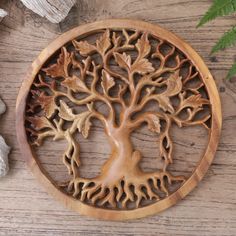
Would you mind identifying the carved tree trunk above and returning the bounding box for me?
[101,126,142,184]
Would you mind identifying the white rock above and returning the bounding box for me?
[0,135,10,177]
[0,98,6,115]
[20,0,76,23]
[0,9,8,22]
[0,98,10,177]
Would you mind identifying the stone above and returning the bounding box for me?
[0,98,6,115]
[0,98,10,178]
[0,9,8,22]
[20,0,76,23]
[0,135,10,177]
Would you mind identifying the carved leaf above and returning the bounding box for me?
[27,116,52,131]
[135,33,151,58]
[81,118,92,138]
[62,75,88,92]
[181,94,209,109]
[75,111,92,138]
[157,95,174,113]
[96,29,111,55]
[101,70,115,93]
[75,77,88,92]
[164,71,182,97]
[72,40,96,56]
[43,47,70,78]
[114,52,131,70]
[58,100,75,121]
[131,58,154,75]
[130,33,153,74]
[36,93,55,118]
[147,115,161,133]
[156,71,182,113]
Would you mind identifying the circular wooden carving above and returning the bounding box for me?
[16,19,221,220]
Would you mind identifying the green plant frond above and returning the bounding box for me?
[197,0,236,27]
[226,62,236,79]
[211,26,236,54]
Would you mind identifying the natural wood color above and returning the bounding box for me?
[16,19,221,220]
[0,0,235,234]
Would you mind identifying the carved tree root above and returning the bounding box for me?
[68,172,186,209]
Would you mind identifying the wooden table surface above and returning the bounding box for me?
[0,0,235,235]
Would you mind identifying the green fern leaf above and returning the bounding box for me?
[226,62,236,79]
[211,26,236,53]
[197,0,236,27]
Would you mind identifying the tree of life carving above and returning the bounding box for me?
[25,29,211,209]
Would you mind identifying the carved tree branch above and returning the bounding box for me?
[150,40,188,79]
[170,92,211,129]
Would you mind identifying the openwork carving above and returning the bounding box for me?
[17,20,221,220]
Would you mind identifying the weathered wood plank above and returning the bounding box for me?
[0,0,235,235]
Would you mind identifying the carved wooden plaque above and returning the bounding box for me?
[16,19,222,220]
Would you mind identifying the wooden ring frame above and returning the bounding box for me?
[16,19,222,220]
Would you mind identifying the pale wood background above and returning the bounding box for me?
[0,0,236,235]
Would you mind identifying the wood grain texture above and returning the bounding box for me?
[0,0,235,235]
